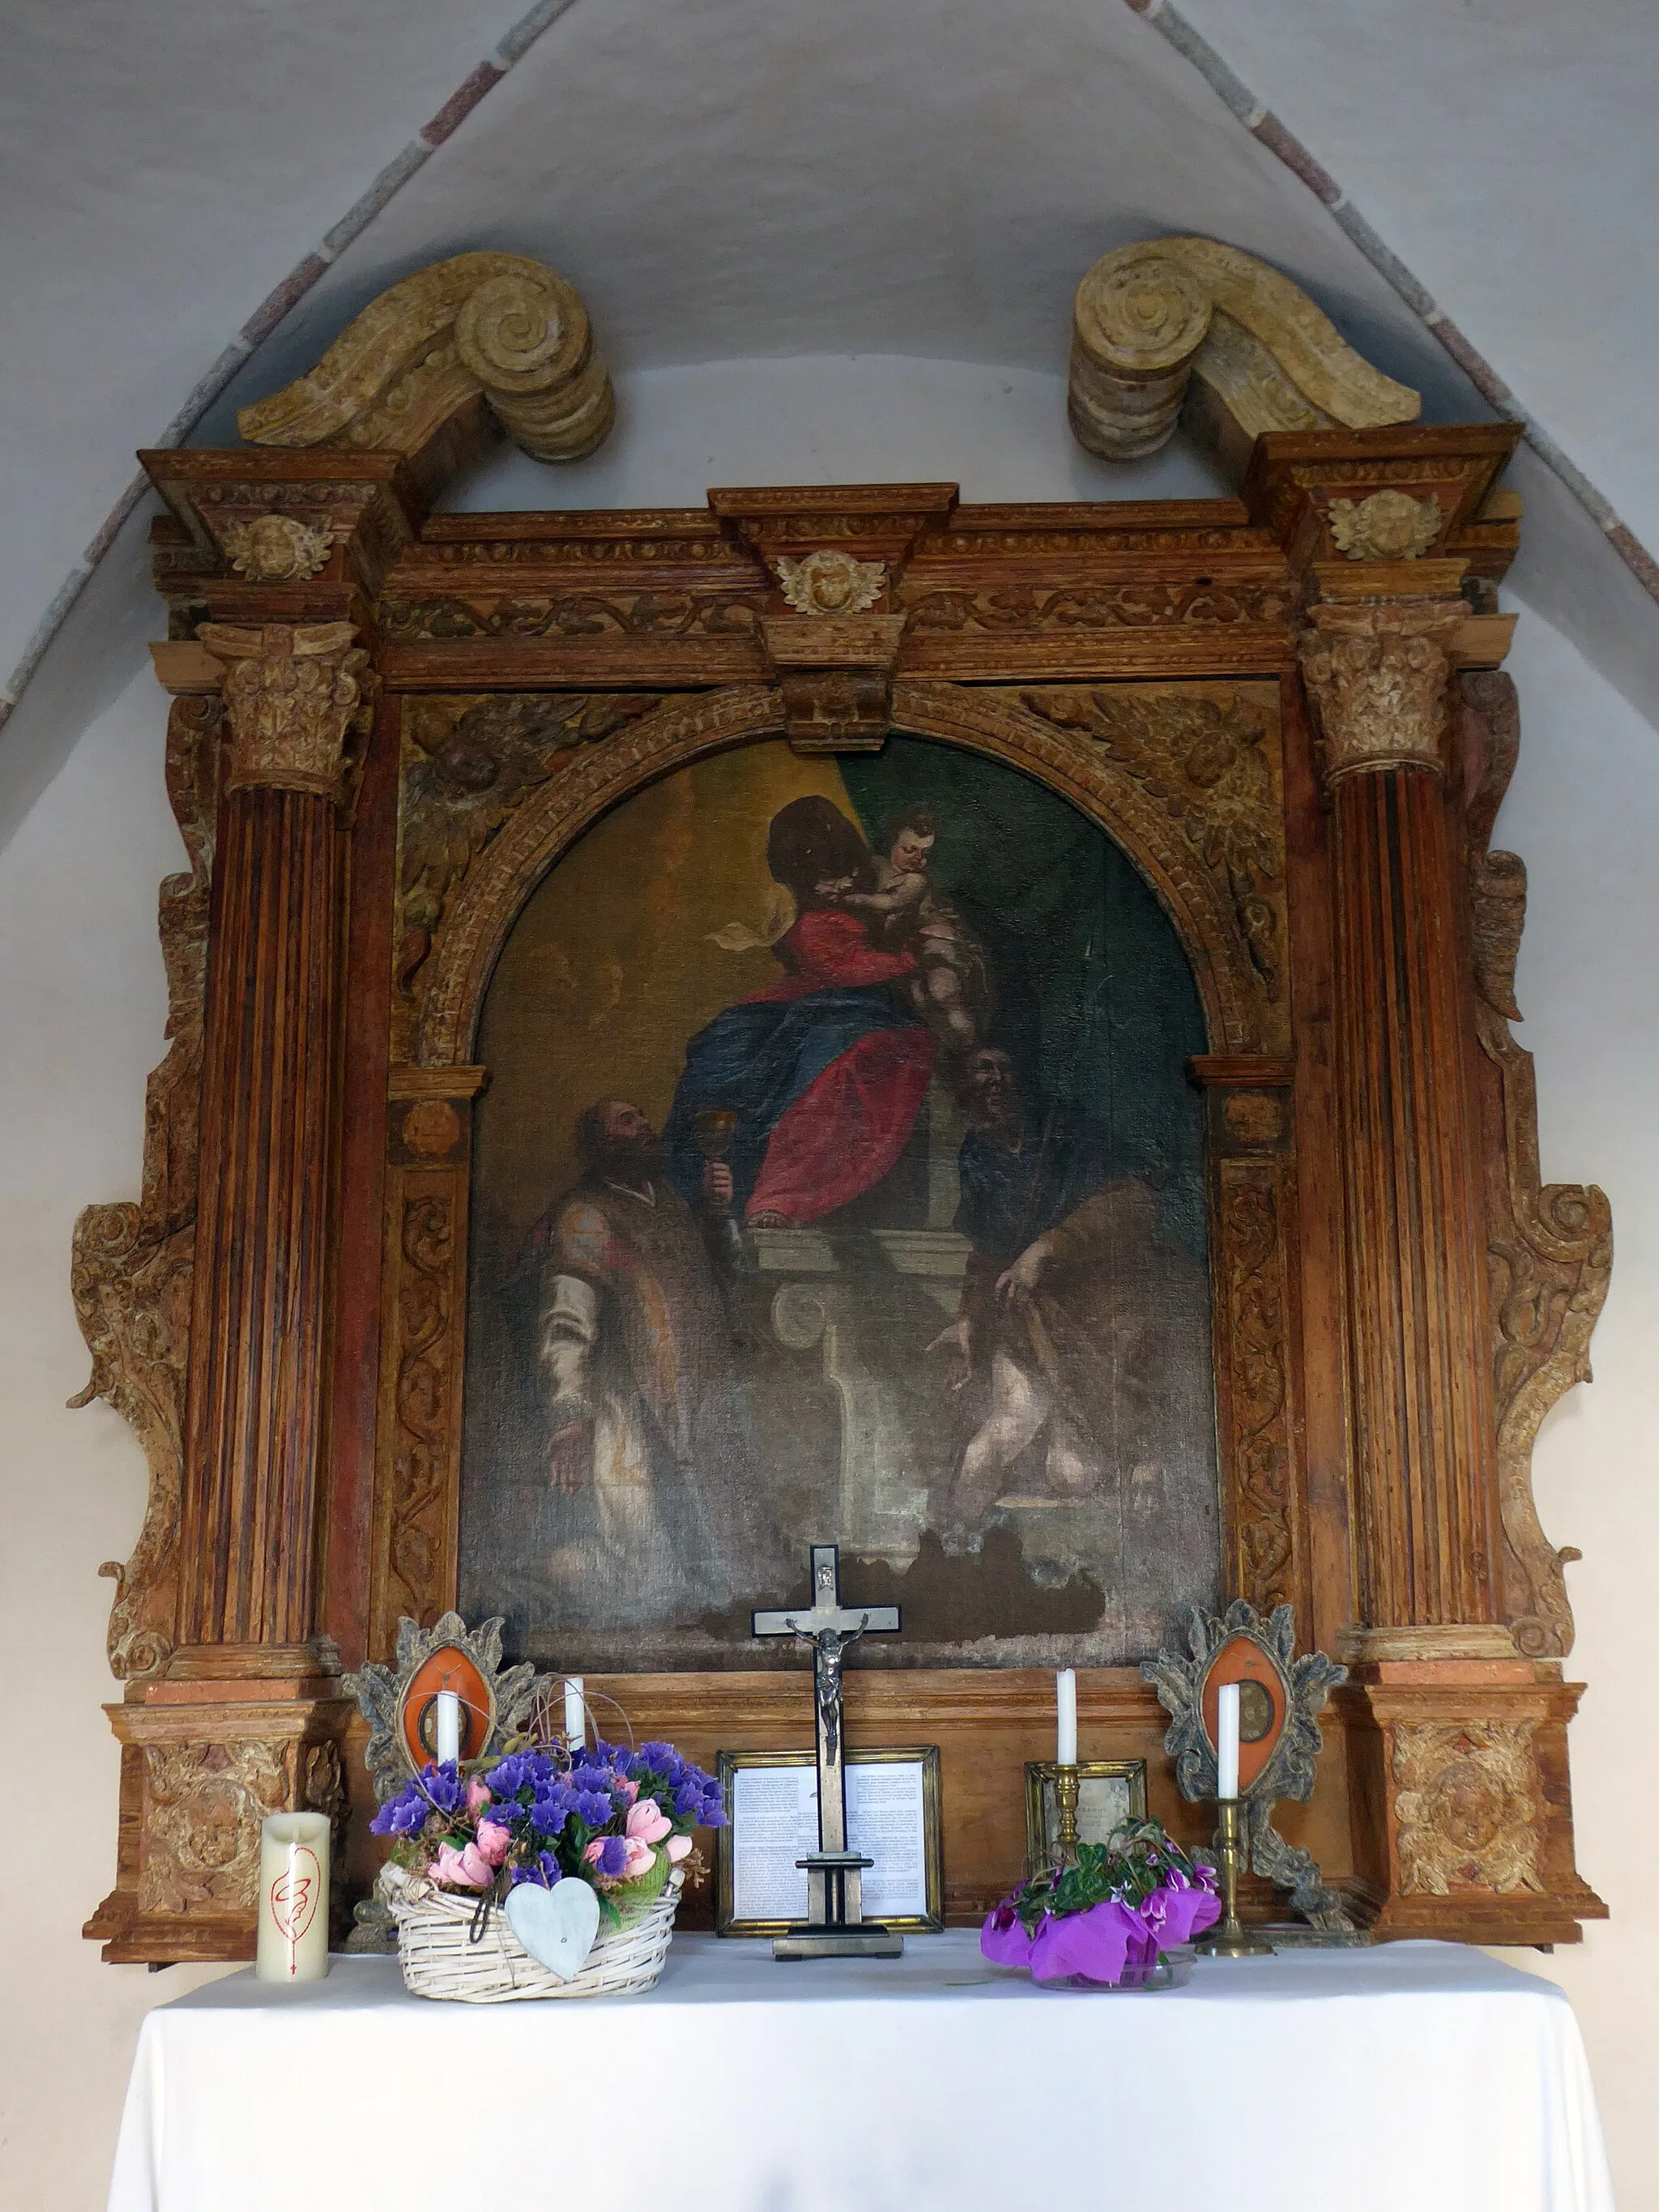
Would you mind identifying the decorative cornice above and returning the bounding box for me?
[197,622,369,801]
[1299,599,1464,786]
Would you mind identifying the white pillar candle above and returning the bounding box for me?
[1216,1680,1241,1801]
[435,1687,461,1767]
[1055,1668,1077,1767]
[257,1812,331,1983]
[564,1675,586,1748]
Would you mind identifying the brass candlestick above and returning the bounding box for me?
[1196,1797,1273,1958]
[1052,1762,1082,1870]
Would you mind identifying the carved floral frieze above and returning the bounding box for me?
[381,591,764,644]
[901,579,1293,632]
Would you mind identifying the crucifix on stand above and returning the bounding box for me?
[753,1542,904,1959]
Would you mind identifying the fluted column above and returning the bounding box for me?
[1300,599,1503,1643]
[172,622,367,1661]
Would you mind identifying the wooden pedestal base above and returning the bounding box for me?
[85,1661,352,1965]
[1336,1661,1606,1947]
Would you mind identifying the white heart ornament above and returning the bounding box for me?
[505,1877,600,1980]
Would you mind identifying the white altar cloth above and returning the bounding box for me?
[108,1933,1614,2212]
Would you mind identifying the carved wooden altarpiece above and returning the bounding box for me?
[74,256,1608,1960]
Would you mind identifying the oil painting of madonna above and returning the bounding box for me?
[458,737,1221,1673]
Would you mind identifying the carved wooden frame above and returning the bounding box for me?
[75,429,1608,1958]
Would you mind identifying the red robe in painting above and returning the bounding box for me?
[664,907,936,1225]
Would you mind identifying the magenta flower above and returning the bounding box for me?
[1028,1899,1145,1985]
[1141,1879,1221,1947]
[979,1897,1034,1969]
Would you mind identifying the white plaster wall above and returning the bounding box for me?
[0,357,1655,2209]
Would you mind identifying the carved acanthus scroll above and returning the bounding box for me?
[1069,237,1419,463]
[70,696,220,1681]
[237,252,614,467]
[1013,684,1288,1030]
[1461,672,1612,1658]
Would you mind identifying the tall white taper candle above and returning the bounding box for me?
[257,1812,331,1983]
[1056,1668,1077,1767]
[435,1687,461,1767]
[1217,1680,1241,1801]
[565,1675,586,1748]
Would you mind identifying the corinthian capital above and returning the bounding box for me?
[1299,600,1464,788]
[197,623,369,802]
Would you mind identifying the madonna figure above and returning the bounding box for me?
[663,796,936,1226]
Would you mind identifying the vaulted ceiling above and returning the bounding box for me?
[4,0,1657,737]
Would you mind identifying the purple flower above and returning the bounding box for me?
[672,1779,706,1822]
[571,1787,616,1826]
[590,1835,630,1878]
[508,1852,563,1889]
[369,1762,460,1835]
[488,1750,557,1800]
[419,1761,465,1815]
[529,1788,575,1839]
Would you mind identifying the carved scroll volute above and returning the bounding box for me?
[1069,237,1419,467]
[237,252,614,472]
[1460,671,1611,1657]
[1190,1058,1307,1633]
[1299,597,1507,1645]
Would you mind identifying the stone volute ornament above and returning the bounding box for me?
[1068,236,1419,463]
[774,549,887,616]
[1327,489,1444,563]
[197,622,371,801]
[1298,599,1465,785]
[237,251,614,467]
[217,514,335,582]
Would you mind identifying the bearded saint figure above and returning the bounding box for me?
[510,1096,762,1621]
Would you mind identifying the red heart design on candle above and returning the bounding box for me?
[270,1848,320,1943]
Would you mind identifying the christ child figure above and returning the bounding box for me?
[837,808,987,1055]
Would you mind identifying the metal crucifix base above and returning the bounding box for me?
[773,1850,904,1960]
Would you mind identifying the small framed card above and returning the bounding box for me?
[1025,1758,1148,1873]
[715,1746,944,1936]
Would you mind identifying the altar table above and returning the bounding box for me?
[108,1933,1614,2212]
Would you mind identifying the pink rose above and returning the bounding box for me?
[619,1835,656,1880]
[625,1797,672,1845]
[474,1818,513,1866]
[617,1778,641,1804]
[465,1777,493,1814]
[433,1840,493,1890]
[665,1834,693,1864]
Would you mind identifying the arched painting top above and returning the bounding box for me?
[415,680,1284,1068]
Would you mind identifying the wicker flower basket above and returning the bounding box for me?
[389,1866,684,2001]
